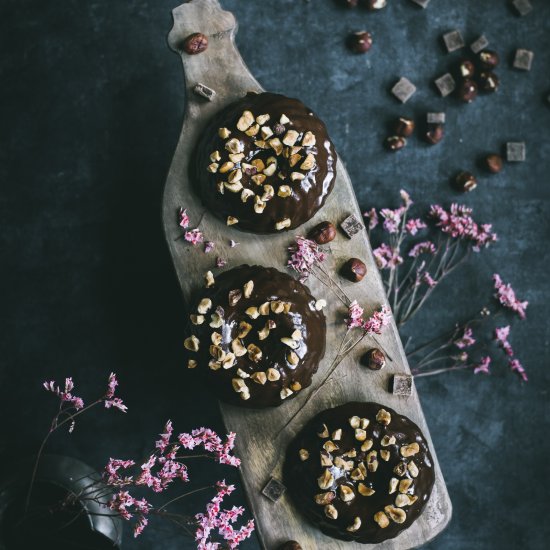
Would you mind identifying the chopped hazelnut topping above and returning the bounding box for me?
[229,153,244,163]
[408,461,419,478]
[299,448,309,461]
[317,424,329,438]
[209,312,223,328]
[187,359,197,369]
[219,161,235,174]
[290,381,301,392]
[210,151,221,162]
[323,440,338,453]
[394,462,407,477]
[289,153,302,167]
[231,338,247,357]
[245,306,259,319]
[381,435,396,447]
[243,280,254,299]
[256,114,270,125]
[332,429,342,441]
[300,153,316,171]
[360,418,370,429]
[231,377,246,393]
[367,450,379,472]
[266,367,280,381]
[263,163,276,177]
[389,478,399,494]
[320,451,333,467]
[280,387,293,400]
[261,184,275,201]
[346,517,361,533]
[247,343,262,362]
[350,467,365,481]
[290,172,305,182]
[275,218,291,230]
[358,483,375,497]
[251,159,266,172]
[190,314,204,325]
[384,505,407,524]
[253,196,266,214]
[280,114,290,124]
[228,168,243,183]
[236,368,249,379]
[400,443,420,457]
[374,511,390,528]
[314,491,335,505]
[282,130,300,146]
[228,289,242,306]
[399,479,413,493]
[302,131,316,147]
[251,371,267,385]
[226,216,238,226]
[380,450,390,461]
[184,335,200,352]
[258,302,270,315]
[281,337,299,349]
[218,127,231,139]
[339,484,355,502]
[207,163,219,173]
[268,138,283,155]
[324,504,338,520]
[211,332,222,346]
[197,298,212,314]
[361,439,373,452]
[245,124,259,137]
[237,110,254,131]
[241,188,254,203]
[355,428,367,441]
[376,409,392,426]
[395,494,418,507]
[287,351,299,367]
[349,416,361,429]
[205,271,215,288]
[260,126,273,140]
[278,185,292,198]
[238,321,252,338]
[224,181,243,193]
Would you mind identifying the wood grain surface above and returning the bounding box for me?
[162,1,451,548]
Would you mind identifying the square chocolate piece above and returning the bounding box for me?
[513,49,534,71]
[340,214,364,239]
[193,83,216,101]
[391,77,417,103]
[392,374,413,397]
[410,0,431,7]
[427,112,446,124]
[506,142,526,162]
[434,73,456,97]
[470,35,489,54]
[442,30,464,52]
[262,477,286,502]
[512,0,533,16]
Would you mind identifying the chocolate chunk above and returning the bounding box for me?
[262,477,286,502]
[427,112,445,124]
[506,142,526,162]
[193,83,216,101]
[392,374,413,396]
[512,0,533,16]
[442,30,464,52]
[434,73,456,97]
[340,214,364,239]
[470,35,489,54]
[513,49,534,71]
[391,77,417,103]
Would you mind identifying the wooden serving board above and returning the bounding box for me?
[162,1,452,548]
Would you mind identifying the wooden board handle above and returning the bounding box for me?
[168,0,262,106]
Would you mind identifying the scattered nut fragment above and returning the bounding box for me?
[278,185,292,198]
[323,440,339,453]
[280,114,290,125]
[389,478,399,494]
[408,461,419,478]
[425,124,444,145]
[308,221,336,245]
[245,306,259,319]
[381,435,396,447]
[218,127,231,139]
[207,162,219,173]
[384,505,407,524]
[290,172,305,182]
[197,298,213,314]
[484,153,503,174]
[238,321,252,339]
[394,117,415,137]
[361,439,373,452]
[385,136,407,151]
[349,416,361,429]
[231,377,246,393]
[355,428,367,441]
[362,348,386,371]
[253,197,266,214]
[299,448,310,461]
[187,359,197,369]
[190,314,204,325]
[318,469,334,490]
[300,153,316,171]
[290,381,302,392]
[317,423,330,438]
[224,181,243,193]
[400,442,420,457]
[226,216,239,226]
[380,450,390,461]
[287,351,300,367]
[280,387,294,400]
[247,343,262,362]
[184,335,200,352]
[276,218,291,230]
[209,312,223,328]
[231,339,246,357]
[251,371,267,385]
[204,271,215,288]
[222,353,236,369]
[374,511,390,528]
[455,171,477,193]
[367,450,379,472]
[282,130,300,146]
[228,289,242,306]
[396,493,418,507]
[376,409,392,425]
[324,504,338,520]
[346,516,362,533]
[237,110,254,132]
[458,79,478,102]
[478,50,499,69]
[360,418,370,429]
[236,368,250,379]
[281,337,299,349]
[399,479,413,493]
[211,332,222,346]
[394,462,407,477]
[339,484,355,502]
[315,299,327,310]
[358,483,375,497]
[314,491,335,505]
[350,467,365,481]
[266,368,281,381]
[347,30,373,54]
[332,428,342,441]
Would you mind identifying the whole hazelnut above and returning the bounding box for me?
[455,171,477,192]
[341,258,367,282]
[478,50,499,69]
[425,124,444,145]
[458,79,478,102]
[347,31,373,54]
[385,136,407,152]
[394,117,415,137]
[484,154,503,174]
[183,32,208,55]
[308,221,337,245]
[478,71,500,93]
[362,348,386,371]
[277,542,302,550]
[458,59,475,78]
[363,0,387,9]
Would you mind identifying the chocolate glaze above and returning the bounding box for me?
[192,92,337,233]
[284,402,435,544]
[185,265,326,408]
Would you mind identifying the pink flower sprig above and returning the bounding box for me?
[177,206,210,251]
[43,377,84,411]
[454,327,476,349]
[195,480,255,549]
[473,356,491,375]
[287,236,327,282]
[493,274,528,319]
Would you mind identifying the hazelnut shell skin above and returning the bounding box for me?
[183,33,208,55]
[385,136,406,151]
[394,117,415,137]
[341,258,367,282]
[347,31,373,54]
[308,221,337,245]
[362,348,386,371]
[455,171,477,192]
[484,154,503,174]
[458,79,478,102]
[425,124,444,145]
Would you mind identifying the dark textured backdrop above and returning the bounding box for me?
[1,0,549,548]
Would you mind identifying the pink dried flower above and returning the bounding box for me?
[408,241,436,258]
[473,356,491,375]
[493,274,528,319]
[104,458,135,486]
[133,516,148,538]
[43,377,85,411]
[104,397,128,413]
[373,243,403,270]
[216,257,227,268]
[362,305,392,335]
[287,236,326,282]
[204,241,215,254]
[363,208,378,230]
[405,218,427,235]
[156,420,174,453]
[454,327,475,349]
[380,207,405,234]
[509,358,528,382]
[400,189,413,208]
[105,372,118,399]
[494,325,514,357]
[346,300,364,329]
[421,271,437,288]
[184,229,204,246]
[229,240,239,248]
[178,208,190,229]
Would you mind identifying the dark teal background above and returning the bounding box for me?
[1,0,549,548]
